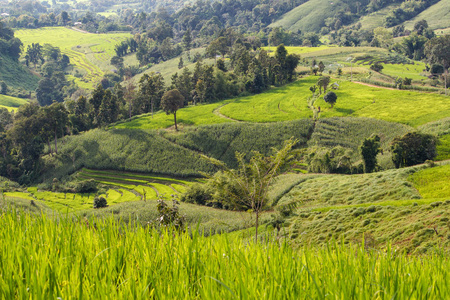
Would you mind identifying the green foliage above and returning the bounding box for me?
[360,135,381,173]
[205,138,299,241]
[1,210,449,298]
[323,91,337,108]
[370,62,384,72]
[391,132,437,168]
[156,196,185,230]
[93,196,107,209]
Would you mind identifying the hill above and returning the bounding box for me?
[0,53,39,92]
[15,27,131,90]
[269,0,342,33]
[403,0,450,30]
[271,0,449,33]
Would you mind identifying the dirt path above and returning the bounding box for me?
[70,27,90,34]
[212,103,241,122]
[354,81,397,90]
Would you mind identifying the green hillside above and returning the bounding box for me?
[0,53,39,91]
[15,27,131,89]
[403,0,450,30]
[269,0,342,33]
[0,94,29,111]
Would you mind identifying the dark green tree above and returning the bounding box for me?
[424,36,450,95]
[360,135,381,173]
[324,91,337,108]
[139,72,165,117]
[391,132,437,168]
[161,89,184,131]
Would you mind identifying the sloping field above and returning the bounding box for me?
[219,77,450,126]
[0,94,29,111]
[402,0,450,30]
[15,27,131,89]
[269,0,343,32]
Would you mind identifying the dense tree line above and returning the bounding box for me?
[0,21,22,61]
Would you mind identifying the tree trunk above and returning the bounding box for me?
[174,112,178,131]
[47,138,52,155]
[445,68,448,96]
[129,99,132,121]
[54,129,58,154]
[151,100,154,118]
[255,210,259,243]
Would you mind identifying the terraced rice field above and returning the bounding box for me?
[3,169,195,212]
[15,27,131,89]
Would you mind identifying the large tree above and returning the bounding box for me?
[139,73,165,117]
[424,35,450,95]
[161,89,184,131]
[360,135,381,173]
[391,132,437,168]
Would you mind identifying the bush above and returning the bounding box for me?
[370,62,384,72]
[93,196,107,209]
[72,179,98,193]
[180,183,213,206]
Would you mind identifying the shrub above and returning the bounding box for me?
[370,62,384,72]
[93,196,107,209]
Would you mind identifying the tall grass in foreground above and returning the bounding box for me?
[0,210,448,299]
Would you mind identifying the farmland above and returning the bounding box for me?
[115,76,450,129]
[1,209,449,299]
[0,94,29,111]
[15,27,131,89]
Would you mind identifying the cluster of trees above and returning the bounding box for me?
[0,103,68,183]
[30,43,74,106]
[0,22,23,61]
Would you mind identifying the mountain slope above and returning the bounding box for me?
[402,0,450,30]
[269,0,344,33]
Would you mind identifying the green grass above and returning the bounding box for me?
[113,101,232,130]
[410,164,450,199]
[219,77,450,127]
[15,27,131,89]
[0,53,39,91]
[436,134,450,161]
[380,61,428,81]
[402,0,450,30]
[262,45,331,55]
[418,117,450,136]
[0,94,29,111]
[277,166,424,208]
[1,209,449,298]
[269,0,345,33]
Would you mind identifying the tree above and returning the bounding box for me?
[205,138,298,242]
[0,82,7,95]
[110,56,124,69]
[390,132,437,168]
[161,89,184,131]
[424,36,450,95]
[182,28,192,54]
[317,76,330,94]
[139,73,165,117]
[324,91,337,108]
[360,135,381,173]
[178,56,183,69]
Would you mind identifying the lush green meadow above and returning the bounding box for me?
[0,94,29,111]
[0,209,449,299]
[15,27,131,89]
[219,77,450,127]
[115,75,450,130]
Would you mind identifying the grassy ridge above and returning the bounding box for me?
[42,128,216,180]
[162,120,314,167]
[269,0,343,32]
[0,210,449,298]
[403,0,450,30]
[0,53,39,91]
